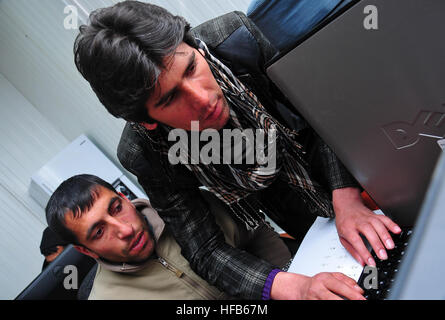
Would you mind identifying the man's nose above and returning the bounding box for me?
[182,80,210,111]
[111,218,133,240]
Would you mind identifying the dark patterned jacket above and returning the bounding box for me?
[117,11,358,300]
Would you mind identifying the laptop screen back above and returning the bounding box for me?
[267,0,445,226]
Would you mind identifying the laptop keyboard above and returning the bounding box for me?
[358,228,413,300]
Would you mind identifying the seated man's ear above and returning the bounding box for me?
[74,245,99,260]
[140,122,158,131]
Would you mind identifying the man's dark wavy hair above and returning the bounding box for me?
[74,1,197,123]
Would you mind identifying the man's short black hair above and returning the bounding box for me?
[40,227,69,256]
[74,0,197,123]
[45,174,116,245]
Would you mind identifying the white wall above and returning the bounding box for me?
[0,74,69,299]
[0,0,251,299]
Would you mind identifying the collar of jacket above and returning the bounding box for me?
[96,198,165,273]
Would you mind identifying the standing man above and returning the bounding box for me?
[73,1,400,300]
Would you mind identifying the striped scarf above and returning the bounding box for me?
[134,40,334,230]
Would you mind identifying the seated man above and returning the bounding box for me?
[45,174,290,300]
[73,1,399,300]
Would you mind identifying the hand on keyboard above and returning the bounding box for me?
[270,271,366,300]
[358,228,413,300]
[332,187,402,267]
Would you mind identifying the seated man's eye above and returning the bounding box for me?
[112,203,122,215]
[95,228,104,239]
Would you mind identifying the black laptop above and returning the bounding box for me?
[267,0,445,299]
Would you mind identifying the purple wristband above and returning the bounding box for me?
[262,268,282,300]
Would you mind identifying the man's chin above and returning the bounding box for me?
[210,103,230,130]
[110,250,153,265]
[131,240,156,263]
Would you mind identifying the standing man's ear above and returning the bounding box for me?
[74,245,99,260]
[140,122,158,131]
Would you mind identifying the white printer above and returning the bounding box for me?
[29,134,146,210]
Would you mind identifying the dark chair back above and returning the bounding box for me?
[15,245,96,300]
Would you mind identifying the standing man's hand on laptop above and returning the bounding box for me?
[332,187,402,266]
[270,271,366,300]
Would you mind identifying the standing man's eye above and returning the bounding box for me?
[185,61,197,76]
[163,92,177,107]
